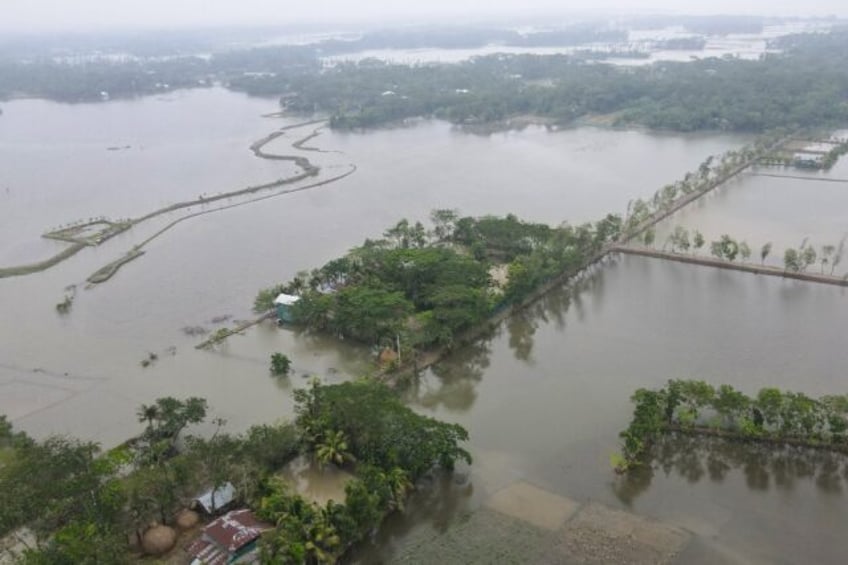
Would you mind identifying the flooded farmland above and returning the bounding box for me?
[1,87,845,563]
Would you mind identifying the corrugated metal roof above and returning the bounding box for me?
[274,293,301,306]
[196,482,236,514]
[204,509,267,553]
[186,510,270,564]
[186,538,228,565]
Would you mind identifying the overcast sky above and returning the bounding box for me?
[3,0,845,32]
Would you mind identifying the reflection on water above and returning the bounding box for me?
[402,339,490,413]
[349,470,475,563]
[365,255,848,564]
[615,434,848,508]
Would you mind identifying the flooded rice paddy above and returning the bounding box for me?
[1,88,845,563]
[655,153,848,270]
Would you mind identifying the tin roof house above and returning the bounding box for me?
[273,293,301,324]
[195,482,236,515]
[186,509,270,565]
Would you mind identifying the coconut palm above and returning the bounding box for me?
[384,467,413,511]
[315,430,355,468]
[136,404,160,431]
[304,510,341,564]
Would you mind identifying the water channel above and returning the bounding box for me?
[1,88,844,563]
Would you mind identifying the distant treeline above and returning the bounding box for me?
[2,27,848,135]
[302,31,848,132]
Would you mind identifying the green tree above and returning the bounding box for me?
[800,245,817,272]
[315,430,355,468]
[270,353,292,376]
[738,241,751,261]
[784,248,801,272]
[821,244,835,273]
[430,209,459,241]
[760,242,772,264]
[134,397,207,465]
[136,403,161,432]
[642,227,655,247]
[693,230,705,252]
[668,226,690,253]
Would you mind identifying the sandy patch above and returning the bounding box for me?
[485,481,579,531]
[544,502,691,564]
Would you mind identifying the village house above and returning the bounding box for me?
[186,509,271,565]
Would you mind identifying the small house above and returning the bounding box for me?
[273,293,301,324]
[195,482,236,515]
[186,509,270,565]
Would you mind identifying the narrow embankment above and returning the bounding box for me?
[2,118,351,281]
[0,242,87,279]
[663,426,848,455]
[746,172,848,183]
[86,164,357,284]
[86,249,145,284]
[611,245,848,287]
[195,312,275,350]
[622,138,791,244]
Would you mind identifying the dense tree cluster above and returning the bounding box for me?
[0,398,299,562]
[286,31,848,132]
[258,378,472,563]
[256,211,621,355]
[615,380,848,473]
[3,28,847,134]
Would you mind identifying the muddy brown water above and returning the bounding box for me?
[352,255,848,564]
[2,88,845,563]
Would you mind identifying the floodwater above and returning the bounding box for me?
[321,22,828,66]
[654,155,848,271]
[354,255,848,564]
[1,88,844,563]
[0,89,743,444]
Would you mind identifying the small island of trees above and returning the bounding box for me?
[255,210,623,366]
[614,379,848,473]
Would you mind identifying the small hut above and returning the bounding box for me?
[194,482,236,516]
[273,293,301,324]
[186,509,270,565]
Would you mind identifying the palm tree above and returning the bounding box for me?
[315,430,355,468]
[304,510,341,564]
[384,467,414,511]
[136,404,160,432]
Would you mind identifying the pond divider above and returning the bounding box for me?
[610,245,848,287]
[0,119,341,281]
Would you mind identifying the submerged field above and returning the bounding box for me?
[1,88,846,563]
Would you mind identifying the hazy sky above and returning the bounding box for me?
[3,0,845,32]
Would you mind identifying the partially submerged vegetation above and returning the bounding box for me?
[614,380,848,473]
[0,380,470,563]
[270,353,292,376]
[250,134,793,364]
[260,379,471,562]
[651,226,847,277]
[256,210,622,363]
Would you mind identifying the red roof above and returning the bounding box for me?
[186,538,227,565]
[186,509,270,563]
